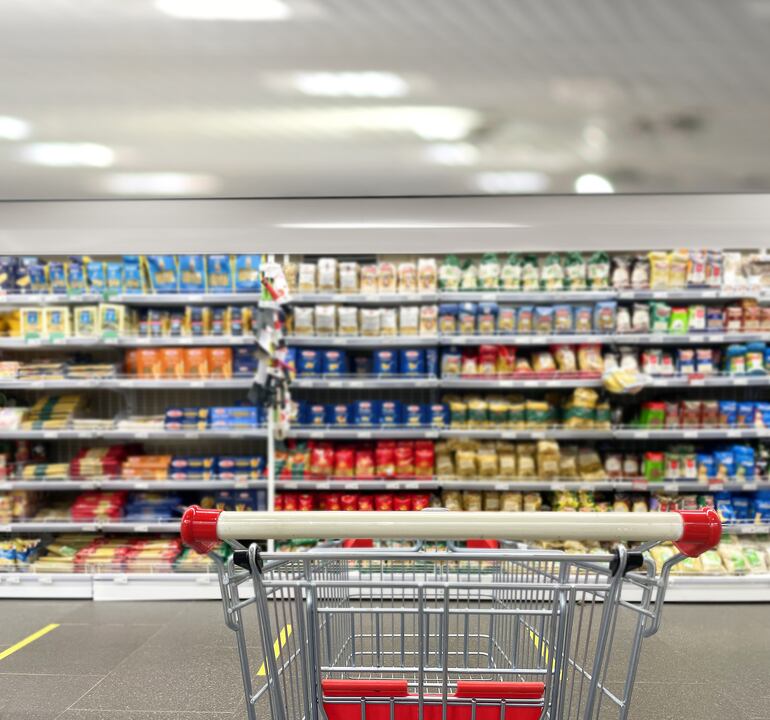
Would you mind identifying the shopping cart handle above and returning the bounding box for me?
[180,506,721,557]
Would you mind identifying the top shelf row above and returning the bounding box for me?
[3,250,770,301]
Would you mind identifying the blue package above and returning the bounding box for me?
[66,258,87,295]
[719,400,737,426]
[146,255,178,293]
[400,349,425,376]
[307,403,326,426]
[754,490,770,522]
[86,262,106,293]
[322,349,348,375]
[233,347,257,376]
[352,400,380,426]
[737,402,755,427]
[428,403,449,427]
[425,348,438,378]
[714,492,735,522]
[438,304,459,334]
[178,256,207,292]
[122,256,144,294]
[298,349,321,376]
[403,403,425,427]
[352,355,371,375]
[0,256,16,291]
[732,445,755,480]
[105,262,123,295]
[765,347,770,372]
[234,255,261,292]
[756,402,770,429]
[380,401,402,427]
[48,261,67,294]
[697,453,716,480]
[207,255,234,293]
[374,350,398,376]
[23,258,47,293]
[678,349,696,375]
[731,494,752,521]
[714,450,735,479]
[327,403,350,426]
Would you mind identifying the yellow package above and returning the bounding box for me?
[483,492,500,511]
[516,444,536,477]
[559,446,579,478]
[668,249,690,289]
[467,397,489,427]
[536,440,560,479]
[74,306,99,336]
[462,491,482,512]
[442,490,462,512]
[523,492,542,511]
[20,308,46,338]
[456,448,477,477]
[498,446,516,477]
[572,388,599,408]
[648,251,669,289]
[99,304,125,337]
[501,492,522,511]
[477,444,499,477]
[44,307,71,338]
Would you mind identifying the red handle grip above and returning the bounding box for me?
[181,506,222,554]
[673,508,721,557]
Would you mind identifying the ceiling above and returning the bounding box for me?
[0,0,770,199]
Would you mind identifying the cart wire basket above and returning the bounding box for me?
[181,508,721,720]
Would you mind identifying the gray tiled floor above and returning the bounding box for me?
[0,601,767,720]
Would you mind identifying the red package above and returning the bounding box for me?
[357,495,374,511]
[298,494,314,511]
[310,443,334,477]
[375,441,396,477]
[355,447,375,478]
[395,441,415,477]
[340,494,358,511]
[478,345,498,377]
[412,494,431,511]
[320,493,341,511]
[375,494,393,511]
[724,305,743,331]
[334,447,355,477]
[681,400,702,428]
[274,494,284,511]
[282,493,298,511]
[414,441,435,478]
[393,494,413,511]
[664,402,681,428]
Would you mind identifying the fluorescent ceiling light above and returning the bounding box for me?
[574,173,614,194]
[278,222,526,229]
[19,143,114,168]
[155,0,292,20]
[474,171,550,194]
[293,72,408,98]
[0,116,31,141]
[425,143,479,166]
[99,172,220,195]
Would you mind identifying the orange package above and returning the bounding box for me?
[136,349,161,379]
[184,348,210,378]
[209,347,233,378]
[124,349,138,375]
[160,348,185,379]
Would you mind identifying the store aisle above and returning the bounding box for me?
[0,601,767,720]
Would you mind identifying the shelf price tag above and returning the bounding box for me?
[494,482,510,491]
[662,482,679,493]
[316,482,331,490]
[709,481,725,491]
[357,431,372,439]
[631,478,648,490]
[133,524,149,533]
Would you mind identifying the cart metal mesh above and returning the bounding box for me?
[212,544,676,720]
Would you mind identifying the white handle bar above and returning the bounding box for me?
[181,507,721,558]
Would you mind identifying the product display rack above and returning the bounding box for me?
[2,195,770,600]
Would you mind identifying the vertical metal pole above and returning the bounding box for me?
[267,406,276,553]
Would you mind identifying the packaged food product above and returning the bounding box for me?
[206,255,234,293]
[293,306,314,336]
[398,262,417,293]
[593,301,617,333]
[159,348,185,378]
[521,255,539,291]
[500,254,522,290]
[517,306,534,334]
[74,306,99,337]
[357,264,377,294]
[534,306,554,334]
[552,345,577,372]
[479,254,501,289]
[359,308,381,337]
[377,261,396,293]
[577,344,603,373]
[417,258,438,292]
[615,306,631,333]
[648,252,669,289]
[184,348,210,378]
[719,400,737,427]
[553,305,573,333]
[650,302,671,333]
[668,250,689,288]
[298,263,317,293]
[458,303,477,335]
[322,349,348,375]
[497,306,516,334]
[396,306,418,336]
[314,305,336,336]
[587,252,610,289]
[460,260,479,290]
[573,305,592,333]
[724,305,743,332]
[723,252,743,289]
[541,254,564,291]
[532,350,556,373]
[317,258,338,292]
[338,262,359,294]
[380,307,397,335]
[418,305,438,335]
[136,349,161,378]
[439,256,462,291]
[611,256,631,289]
[669,307,689,334]
[178,256,207,292]
[564,253,586,290]
[475,302,497,334]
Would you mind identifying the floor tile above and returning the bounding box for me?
[0,673,101,720]
[55,601,183,626]
[0,601,87,644]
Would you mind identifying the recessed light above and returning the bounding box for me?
[155,0,292,20]
[0,116,31,141]
[574,173,614,194]
[292,72,408,98]
[99,172,220,195]
[474,171,550,194]
[424,143,479,167]
[18,143,114,168]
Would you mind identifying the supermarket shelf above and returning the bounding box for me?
[287,335,438,347]
[111,293,266,305]
[439,332,770,346]
[0,479,266,491]
[613,428,770,440]
[439,428,614,440]
[616,289,757,301]
[1,521,181,534]
[291,292,438,305]
[440,377,603,389]
[0,378,254,390]
[0,572,93,599]
[292,377,439,389]
[438,291,616,302]
[723,522,770,536]
[91,572,227,601]
[0,293,103,306]
[0,428,268,440]
[0,335,257,349]
[287,428,440,440]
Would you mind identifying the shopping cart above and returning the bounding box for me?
[181,507,721,720]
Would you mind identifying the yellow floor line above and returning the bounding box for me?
[256,624,293,676]
[0,623,60,662]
